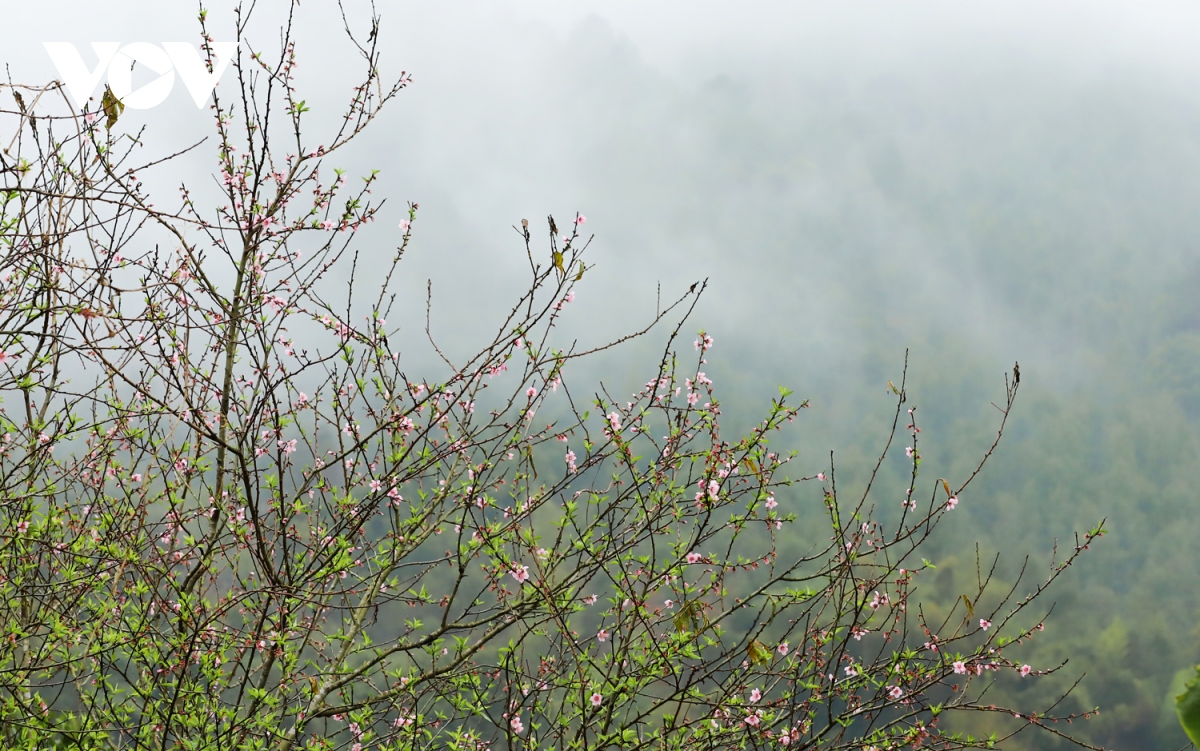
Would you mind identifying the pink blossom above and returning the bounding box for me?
[1020,664,1032,677]
[399,219,411,231]
[887,685,903,700]
[765,495,777,510]
[686,552,702,564]
[510,565,530,584]
[510,715,524,733]
[590,692,603,707]
[979,619,992,631]
[946,496,958,510]
[597,629,609,642]
[953,661,967,674]
[778,642,789,656]
[749,688,762,703]
[743,714,760,727]
[575,215,586,225]
[583,594,598,605]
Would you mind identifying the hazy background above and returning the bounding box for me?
[7,2,1200,747]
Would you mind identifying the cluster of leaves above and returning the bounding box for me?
[0,3,1108,750]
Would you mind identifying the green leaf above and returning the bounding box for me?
[673,599,707,635]
[748,639,772,666]
[1176,664,1200,747]
[101,85,124,130]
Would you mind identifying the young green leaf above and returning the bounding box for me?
[748,639,772,666]
[102,85,124,130]
[1177,665,1200,746]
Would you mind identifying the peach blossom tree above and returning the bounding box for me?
[0,4,1106,750]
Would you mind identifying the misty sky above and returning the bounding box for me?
[6,0,1200,431]
[8,3,1199,357]
[3,1,1199,432]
